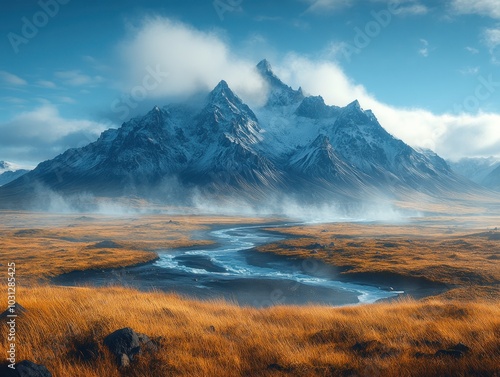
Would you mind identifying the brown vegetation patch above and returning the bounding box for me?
[0,211,275,281]
[258,219,500,293]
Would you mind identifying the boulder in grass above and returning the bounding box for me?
[0,360,52,377]
[104,328,158,367]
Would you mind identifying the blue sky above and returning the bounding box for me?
[1,0,500,166]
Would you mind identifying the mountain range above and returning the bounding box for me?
[448,157,500,191]
[0,161,29,187]
[0,60,489,210]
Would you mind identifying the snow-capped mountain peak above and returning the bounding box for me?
[295,95,340,119]
[256,59,304,107]
[256,59,273,75]
[0,59,480,207]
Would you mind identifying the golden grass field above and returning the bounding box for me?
[0,211,499,377]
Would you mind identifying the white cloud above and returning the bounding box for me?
[272,55,500,159]
[117,17,268,106]
[302,0,354,13]
[397,3,428,16]
[1,97,27,105]
[483,27,500,48]
[305,0,428,15]
[58,96,75,104]
[465,46,479,54]
[0,105,107,165]
[0,71,27,86]
[370,0,429,16]
[450,0,500,19]
[55,70,104,87]
[418,38,429,57]
[482,27,500,63]
[36,80,57,88]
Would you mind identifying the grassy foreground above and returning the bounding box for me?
[1,285,499,377]
[0,212,498,376]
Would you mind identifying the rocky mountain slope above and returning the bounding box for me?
[0,60,481,209]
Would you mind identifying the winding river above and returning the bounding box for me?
[54,223,403,307]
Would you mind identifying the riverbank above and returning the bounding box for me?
[53,222,393,307]
[256,218,500,301]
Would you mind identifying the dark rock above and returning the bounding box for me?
[119,354,130,368]
[17,361,52,377]
[104,328,158,367]
[104,328,141,366]
[0,364,17,377]
[137,333,158,352]
[0,360,52,377]
[207,325,216,333]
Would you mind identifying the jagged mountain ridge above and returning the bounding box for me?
[0,170,29,187]
[0,161,30,187]
[482,165,500,190]
[448,157,500,191]
[0,60,478,207]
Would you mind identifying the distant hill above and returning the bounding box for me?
[448,157,500,191]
